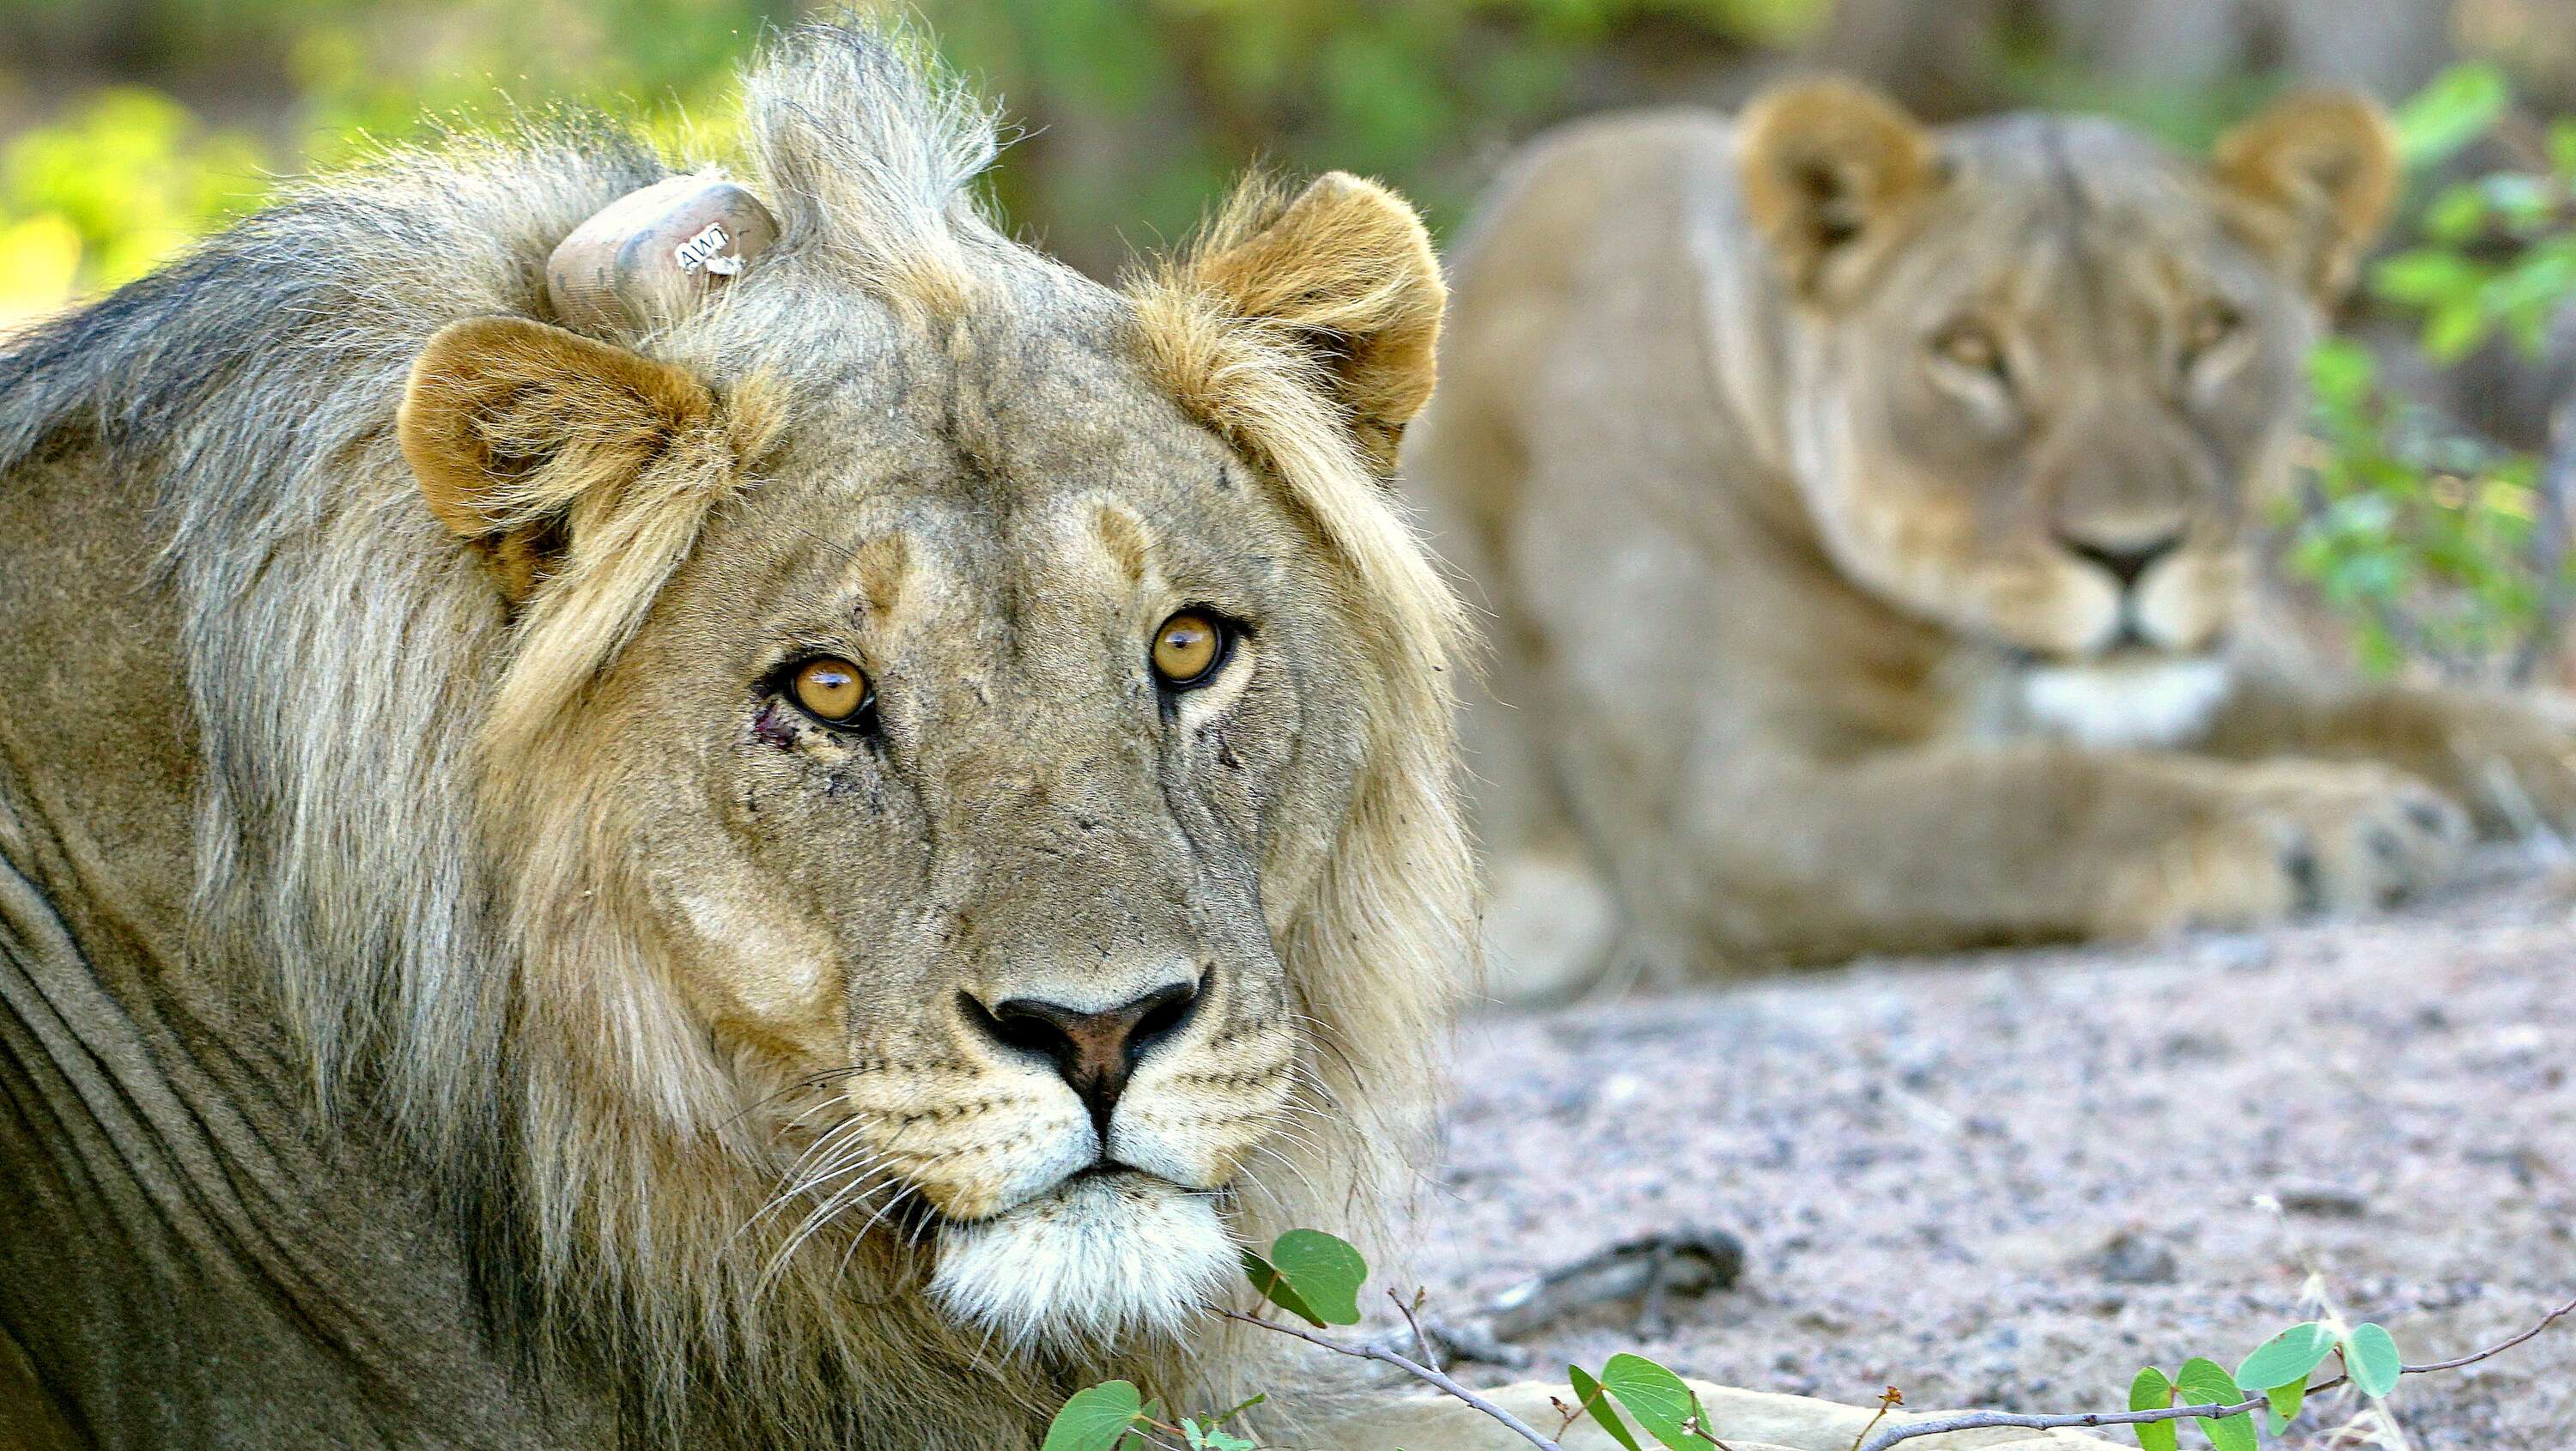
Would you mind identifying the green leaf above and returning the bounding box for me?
[2426,184,2489,243]
[1043,1381,1145,1451]
[2345,1322,2403,1398]
[2308,337,2378,403]
[2266,1380,2307,1436]
[2373,248,2482,307]
[1203,1393,1266,1430]
[2174,1358,2255,1451]
[1566,1365,1646,1451]
[1266,1229,1368,1327]
[1600,1353,1701,1450]
[1240,1250,1326,1327]
[2237,1321,2337,1390]
[2550,118,2576,179]
[2426,297,2493,361]
[2394,63,2512,167]
[2128,1366,2178,1451]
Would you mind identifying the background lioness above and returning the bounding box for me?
[1411,78,2576,987]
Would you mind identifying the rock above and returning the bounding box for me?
[2084,1231,2179,1286]
[2273,1184,2370,1218]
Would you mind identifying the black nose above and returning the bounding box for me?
[964,979,1202,1139]
[2058,529,2184,592]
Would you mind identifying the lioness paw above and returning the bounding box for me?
[2105,762,2469,933]
[2419,692,2576,839]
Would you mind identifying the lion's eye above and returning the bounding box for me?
[788,657,872,725]
[1150,610,1228,689]
[2185,301,2242,360]
[1933,323,2007,380]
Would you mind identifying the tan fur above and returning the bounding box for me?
[398,316,745,600]
[0,21,1499,1448]
[1736,77,1942,299]
[1134,172,1448,477]
[2214,90,2402,300]
[1409,80,2576,986]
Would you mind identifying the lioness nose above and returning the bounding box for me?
[2058,529,2183,592]
[968,980,1202,1139]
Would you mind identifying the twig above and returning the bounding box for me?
[1856,1294,2576,1451]
[1413,1315,1533,1369]
[1485,1228,1745,1339]
[1847,1387,1904,1451]
[2398,1293,2575,1375]
[1392,1288,1443,1373]
[2511,388,2576,684]
[1222,1310,1564,1450]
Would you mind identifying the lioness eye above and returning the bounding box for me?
[1934,323,2006,379]
[1151,610,1227,689]
[2186,301,2241,358]
[789,657,872,724]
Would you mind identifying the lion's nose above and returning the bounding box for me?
[965,979,1202,1139]
[2057,528,2184,592]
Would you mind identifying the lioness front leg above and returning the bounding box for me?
[1672,745,2470,960]
[2207,677,2576,840]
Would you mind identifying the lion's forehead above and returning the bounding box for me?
[1893,128,2274,332]
[709,463,1304,641]
[703,294,1268,526]
[696,374,1309,652]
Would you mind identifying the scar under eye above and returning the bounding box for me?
[750,701,799,750]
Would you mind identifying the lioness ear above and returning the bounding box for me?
[398,316,718,602]
[1737,77,1942,302]
[2214,89,2398,304]
[1164,172,1444,477]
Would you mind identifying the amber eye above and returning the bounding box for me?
[1150,610,1228,689]
[789,657,872,725]
[1933,323,2007,379]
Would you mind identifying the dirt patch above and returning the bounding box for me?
[1423,852,2576,1448]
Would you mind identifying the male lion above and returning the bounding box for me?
[0,21,1454,1451]
[1410,79,2576,987]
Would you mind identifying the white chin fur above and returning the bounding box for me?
[931,1173,1233,1352]
[2020,655,2233,750]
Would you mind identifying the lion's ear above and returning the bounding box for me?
[398,316,718,602]
[1164,172,1444,476]
[1737,77,1942,304]
[2214,89,2399,304]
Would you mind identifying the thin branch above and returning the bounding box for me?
[1391,1288,1443,1373]
[1856,1393,2282,1451]
[2510,388,2576,683]
[1221,1310,1563,1450]
[2399,1293,2575,1375]
[1856,1294,2576,1451]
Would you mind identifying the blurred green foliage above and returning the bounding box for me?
[0,0,787,310]
[921,0,1826,254]
[0,88,263,311]
[0,0,1830,315]
[2289,63,2576,683]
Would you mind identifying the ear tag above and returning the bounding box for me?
[544,173,779,337]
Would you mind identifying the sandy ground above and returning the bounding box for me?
[1419,852,2576,1449]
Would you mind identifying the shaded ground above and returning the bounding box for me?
[1422,852,2576,1448]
